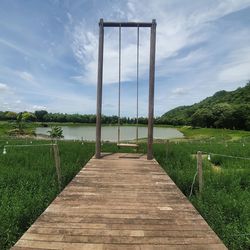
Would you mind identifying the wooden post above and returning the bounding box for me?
[147,19,156,160]
[197,151,203,193]
[165,139,169,158]
[95,18,104,159]
[53,144,62,190]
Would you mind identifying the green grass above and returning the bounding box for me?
[153,141,250,250]
[0,121,36,137]
[0,125,250,249]
[0,122,13,137]
[0,139,95,249]
[179,126,250,141]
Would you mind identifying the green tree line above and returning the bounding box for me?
[160,82,250,130]
[2,82,249,130]
[0,110,149,125]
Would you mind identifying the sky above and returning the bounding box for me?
[0,0,250,117]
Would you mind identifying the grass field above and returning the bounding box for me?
[179,126,250,141]
[0,123,249,249]
[0,139,95,249]
[154,141,250,250]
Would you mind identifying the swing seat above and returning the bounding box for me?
[117,143,139,148]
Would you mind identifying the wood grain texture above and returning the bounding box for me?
[95,18,104,159]
[147,19,156,160]
[12,153,227,250]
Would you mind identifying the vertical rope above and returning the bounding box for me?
[136,26,139,143]
[118,25,121,144]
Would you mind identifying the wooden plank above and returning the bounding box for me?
[11,244,227,250]
[117,143,139,148]
[12,153,227,250]
[20,234,222,244]
[27,227,216,237]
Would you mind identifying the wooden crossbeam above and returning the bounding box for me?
[103,22,152,27]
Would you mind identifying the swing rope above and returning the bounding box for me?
[117,25,139,148]
[136,25,139,143]
[118,24,121,144]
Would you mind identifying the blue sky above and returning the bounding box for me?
[0,0,250,117]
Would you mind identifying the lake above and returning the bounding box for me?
[36,125,183,141]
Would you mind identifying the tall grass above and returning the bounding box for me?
[154,141,250,250]
[0,140,94,249]
[0,138,249,249]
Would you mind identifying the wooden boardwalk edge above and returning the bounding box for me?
[12,153,227,250]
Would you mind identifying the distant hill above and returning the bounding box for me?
[160,82,250,130]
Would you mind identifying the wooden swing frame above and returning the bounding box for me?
[95,19,156,160]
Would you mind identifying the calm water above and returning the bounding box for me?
[36,126,183,141]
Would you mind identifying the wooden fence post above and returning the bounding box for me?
[197,151,203,193]
[53,144,62,190]
[165,139,169,158]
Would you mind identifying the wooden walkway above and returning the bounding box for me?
[12,153,227,250]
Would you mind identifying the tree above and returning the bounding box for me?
[5,111,17,120]
[21,112,37,122]
[0,111,5,120]
[48,126,64,139]
[212,103,234,129]
[35,110,48,122]
[16,112,24,131]
[191,108,214,128]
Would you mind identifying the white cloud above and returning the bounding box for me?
[70,0,250,89]
[218,46,250,84]
[0,38,30,56]
[172,87,190,95]
[70,14,151,85]
[15,71,41,87]
[18,71,34,82]
[219,62,250,83]
[1,0,250,116]
[176,49,208,65]
[32,105,47,111]
[67,12,73,24]
[157,48,209,77]
[0,83,8,91]
[47,93,96,114]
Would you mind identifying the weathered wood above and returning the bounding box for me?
[117,143,139,148]
[52,144,61,190]
[147,19,157,160]
[136,26,139,144]
[117,26,121,144]
[96,20,157,159]
[197,151,203,193]
[95,18,104,159]
[12,153,226,249]
[103,22,152,27]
